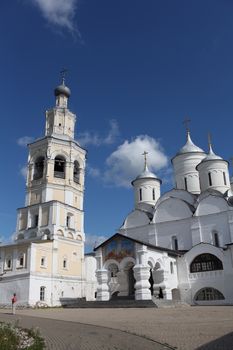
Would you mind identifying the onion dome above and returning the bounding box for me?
[54,82,71,98]
[176,131,204,156]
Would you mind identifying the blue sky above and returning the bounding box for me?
[0,0,233,251]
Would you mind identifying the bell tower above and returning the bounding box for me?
[15,76,86,244]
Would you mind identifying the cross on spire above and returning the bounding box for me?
[142,151,148,170]
[208,132,212,150]
[60,68,68,85]
[183,117,191,136]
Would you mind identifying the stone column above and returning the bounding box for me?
[96,269,110,301]
[133,244,151,300]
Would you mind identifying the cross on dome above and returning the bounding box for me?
[60,68,68,85]
[183,117,191,136]
[142,151,148,171]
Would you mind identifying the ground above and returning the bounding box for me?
[0,306,233,349]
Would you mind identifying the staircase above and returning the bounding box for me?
[61,296,157,308]
[153,298,190,308]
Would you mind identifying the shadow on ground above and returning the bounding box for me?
[196,332,233,350]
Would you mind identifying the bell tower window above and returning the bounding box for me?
[54,156,66,179]
[73,161,80,183]
[33,156,44,180]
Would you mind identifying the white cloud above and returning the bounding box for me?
[32,0,78,33]
[77,119,120,147]
[17,136,34,147]
[104,135,169,188]
[87,166,101,178]
[85,233,108,250]
[20,165,28,179]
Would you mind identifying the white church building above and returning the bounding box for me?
[94,130,233,305]
[1,78,233,307]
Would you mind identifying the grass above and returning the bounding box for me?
[0,321,45,349]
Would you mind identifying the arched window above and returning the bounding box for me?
[108,263,119,278]
[73,161,80,183]
[40,286,46,301]
[195,287,224,301]
[170,261,174,274]
[190,254,223,273]
[33,156,45,180]
[213,231,220,247]
[184,177,188,191]
[223,172,227,186]
[17,253,24,268]
[54,156,66,179]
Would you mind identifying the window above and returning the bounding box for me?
[139,188,142,201]
[213,232,220,247]
[17,254,24,268]
[184,177,188,191]
[73,161,80,184]
[40,286,45,301]
[54,156,66,179]
[6,258,12,269]
[190,254,223,273]
[195,287,224,301]
[152,188,155,200]
[170,261,174,274]
[223,172,227,186]
[208,172,212,186]
[66,215,70,227]
[33,156,44,180]
[63,259,67,269]
[40,257,46,267]
[172,236,178,250]
[34,215,39,228]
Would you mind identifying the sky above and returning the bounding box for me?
[0,0,233,251]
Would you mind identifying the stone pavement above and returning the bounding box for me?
[1,306,233,349]
[0,312,172,350]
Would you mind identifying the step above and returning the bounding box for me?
[61,298,157,309]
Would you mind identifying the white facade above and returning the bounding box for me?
[95,132,233,305]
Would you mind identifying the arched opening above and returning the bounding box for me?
[125,262,135,296]
[54,155,66,179]
[190,254,223,273]
[195,287,224,301]
[33,156,45,180]
[212,231,220,247]
[172,236,178,250]
[73,161,81,183]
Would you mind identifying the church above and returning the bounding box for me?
[1,78,233,307]
[94,124,233,305]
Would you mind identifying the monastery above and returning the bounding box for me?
[1,79,233,306]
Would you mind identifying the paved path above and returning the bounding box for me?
[1,306,233,349]
[0,312,171,350]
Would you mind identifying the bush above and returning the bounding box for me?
[0,321,45,349]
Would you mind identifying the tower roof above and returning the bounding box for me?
[176,132,204,156]
[201,144,223,163]
[131,151,161,185]
[54,70,71,98]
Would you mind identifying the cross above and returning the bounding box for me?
[142,151,148,170]
[183,117,191,135]
[208,132,212,148]
[60,68,68,84]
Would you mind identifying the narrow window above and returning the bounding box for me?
[33,156,44,180]
[172,236,178,250]
[223,172,227,186]
[66,215,70,227]
[63,259,67,269]
[73,161,80,183]
[139,188,142,201]
[208,172,212,186]
[41,257,45,267]
[34,215,39,228]
[152,188,155,200]
[19,256,24,267]
[170,261,174,274]
[184,177,188,191]
[213,232,220,247]
[40,286,45,301]
[7,259,11,269]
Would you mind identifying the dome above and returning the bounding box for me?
[176,132,204,156]
[132,164,161,185]
[200,145,223,163]
[54,82,71,98]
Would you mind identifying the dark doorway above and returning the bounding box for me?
[128,266,135,296]
[149,268,154,295]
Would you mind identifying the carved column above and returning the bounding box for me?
[96,269,110,301]
[133,244,151,300]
